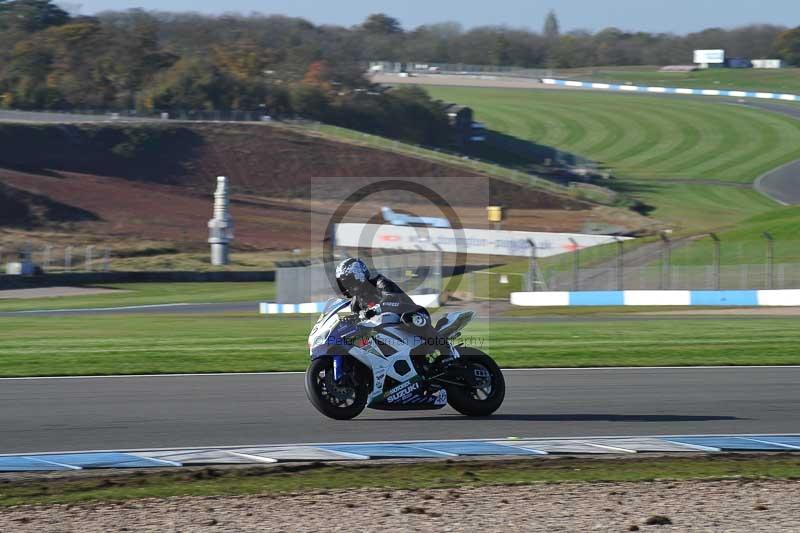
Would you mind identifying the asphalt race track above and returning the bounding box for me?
[743,101,800,205]
[1,367,798,454]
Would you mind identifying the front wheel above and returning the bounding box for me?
[444,348,505,417]
[305,357,368,420]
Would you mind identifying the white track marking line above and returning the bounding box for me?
[404,446,459,457]
[487,442,548,454]
[3,365,800,380]
[133,456,183,467]
[572,441,637,453]
[740,437,800,450]
[24,457,82,470]
[4,434,797,458]
[223,451,278,464]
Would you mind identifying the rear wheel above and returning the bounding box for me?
[305,357,368,420]
[444,348,505,417]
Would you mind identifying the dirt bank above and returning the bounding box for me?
[1,479,798,532]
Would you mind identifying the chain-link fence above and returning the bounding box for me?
[276,251,443,304]
[1,245,111,273]
[0,108,274,124]
[370,61,552,79]
[539,263,800,292]
[455,237,800,300]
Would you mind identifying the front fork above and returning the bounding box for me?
[333,354,345,382]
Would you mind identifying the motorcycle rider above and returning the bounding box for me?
[334,257,452,358]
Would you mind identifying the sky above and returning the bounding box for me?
[66,0,800,34]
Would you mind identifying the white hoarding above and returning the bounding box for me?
[694,49,725,64]
[334,223,630,258]
[752,59,783,69]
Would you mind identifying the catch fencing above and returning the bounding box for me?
[0,108,275,123]
[1,245,111,273]
[370,61,552,79]
[457,236,800,301]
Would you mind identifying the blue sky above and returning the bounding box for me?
[68,0,799,33]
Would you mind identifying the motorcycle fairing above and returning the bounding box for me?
[435,311,475,339]
[308,298,453,409]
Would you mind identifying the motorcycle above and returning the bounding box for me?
[305,298,505,420]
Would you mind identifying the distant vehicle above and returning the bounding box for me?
[428,66,441,73]
[381,207,451,228]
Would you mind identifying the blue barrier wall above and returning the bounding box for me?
[541,78,800,102]
[511,289,800,307]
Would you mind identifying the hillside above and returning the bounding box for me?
[423,86,797,232]
[0,181,98,227]
[0,122,647,254]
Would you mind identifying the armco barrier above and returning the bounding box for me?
[0,270,274,289]
[510,289,800,307]
[260,293,441,314]
[541,78,800,102]
[259,302,327,314]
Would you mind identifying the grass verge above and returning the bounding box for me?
[0,282,275,312]
[1,313,799,377]
[2,454,799,507]
[421,86,797,233]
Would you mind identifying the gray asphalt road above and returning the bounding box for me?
[755,159,800,205]
[1,367,797,454]
[734,102,800,205]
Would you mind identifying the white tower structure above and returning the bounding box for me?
[208,176,234,265]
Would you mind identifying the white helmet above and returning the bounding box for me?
[335,258,370,297]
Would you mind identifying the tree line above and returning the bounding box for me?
[1,2,799,130]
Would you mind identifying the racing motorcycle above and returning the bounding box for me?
[305,298,505,420]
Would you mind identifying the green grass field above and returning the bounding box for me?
[3,454,798,507]
[426,87,800,183]
[0,282,275,312]
[668,206,800,266]
[0,313,797,377]
[423,86,798,232]
[295,121,570,196]
[105,251,298,272]
[566,67,800,94]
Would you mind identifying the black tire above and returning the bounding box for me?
[445,348,505,417]
[305,357,368,420]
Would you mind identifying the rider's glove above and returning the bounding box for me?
[360,304,381,320]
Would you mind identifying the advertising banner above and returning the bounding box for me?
[334,223,630,258]
[693,49,725,64]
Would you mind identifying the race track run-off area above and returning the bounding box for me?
[1,367,798,456]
